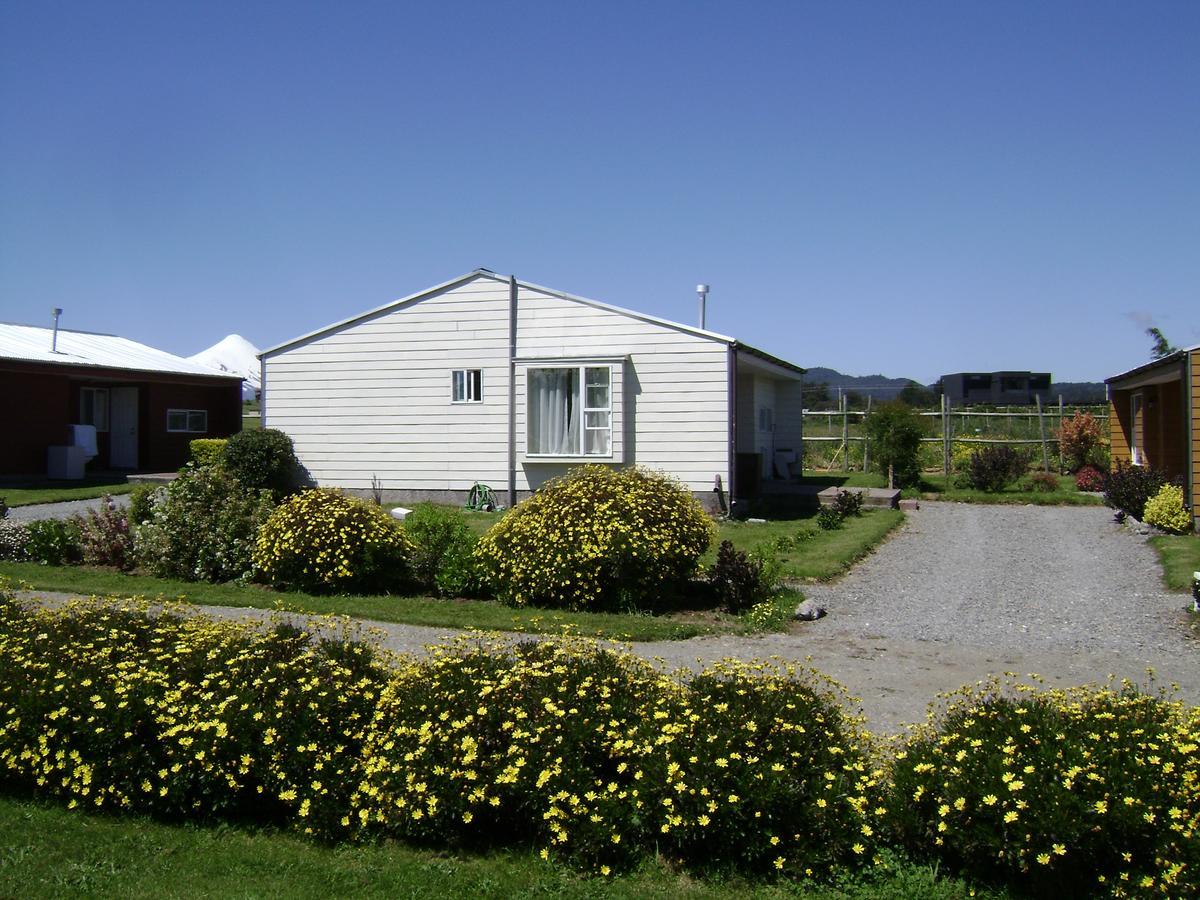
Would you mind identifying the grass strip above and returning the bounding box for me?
[0,796,1007,899]
[0,562,710,642]
[1,481,136,507]
[713,508,905,581]
[803,470,1102,506]
[1149,534,1200,593]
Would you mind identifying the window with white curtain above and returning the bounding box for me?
[528,365,611,456]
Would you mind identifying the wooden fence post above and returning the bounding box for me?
[1036,394,1050,472]
[862,395,872,474]
[942,394,951,478]
[841,393,850,472]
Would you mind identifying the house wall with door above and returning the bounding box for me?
[1106,347,1199,530]
[0,359,241,474]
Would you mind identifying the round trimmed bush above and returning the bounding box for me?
[889,679,1200,896]
[1143,483,1192,534]
[253,489,414,594]
[474,466,716,611]
[222,428,298,497]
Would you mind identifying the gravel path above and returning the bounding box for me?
[14,502,1199,735]
[7,495,131,522]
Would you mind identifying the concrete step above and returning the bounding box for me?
[817,485,900,509]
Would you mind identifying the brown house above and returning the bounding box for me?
[1,322,243,475]
[1106,343,1200,530]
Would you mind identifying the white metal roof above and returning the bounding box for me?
[0,322,242,380]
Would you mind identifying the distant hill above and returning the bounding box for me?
[188,334,261,401]
[803,367,1106,407]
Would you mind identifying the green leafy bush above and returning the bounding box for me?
[126,483,164,526]
[474,466,716,612]
[135,467,275,583]
[816,506,843,530]
[400,503,482,597]
[707,540,778,613]
[0,521,28,561]
[1057,411,1105,472]
[889,678,1200,896]
[76,497,133,569]
[863,402,924,487]
[189,438,228,469]
[1026,471,1059,493]
[23,518,81,565]
[254,489,414,594]
[1104,461,1169,520]
[1143,483,1193,534]
[833,489,864,517]
[222,428,298,497]
[963,446,1027,492]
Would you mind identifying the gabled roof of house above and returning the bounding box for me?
[1105,343,1200,385]
[260,269,806,375]
[0,322,242,380]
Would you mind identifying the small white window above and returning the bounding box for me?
[1130,393,1143,466]
[528,365,611,456]
[80,387,109,432]
[167,409,208,433]
[452,369,483,403]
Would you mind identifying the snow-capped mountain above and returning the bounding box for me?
[188,334,261,401]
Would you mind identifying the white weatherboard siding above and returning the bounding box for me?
[262,272,802,500]
[514,285,730,493]
[264,278,512,491]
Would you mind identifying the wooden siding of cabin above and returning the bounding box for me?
[1192,349,1200,526]
[1109,394,1131,467]
[514,285,730,493]
[263,276,734,494]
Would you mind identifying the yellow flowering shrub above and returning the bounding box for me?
[353,638,879,875]
[1143,484,1193,534]
[474,466,716,611]
[0,593,385,840]
[253,489,414,594]
[889,678,1200,897]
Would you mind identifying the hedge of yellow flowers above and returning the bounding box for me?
[890,678,1200,897]
[2,589,1198,892]
[474,466,717,611]
[1143,484,1193,535]
[253,489,415,594]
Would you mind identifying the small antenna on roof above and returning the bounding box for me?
[696,284,710,329]
[51,308,63,353]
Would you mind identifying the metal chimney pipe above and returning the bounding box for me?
[51,308,63,352]
[696,284,710,329]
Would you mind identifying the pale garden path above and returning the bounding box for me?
[17,503,1199,735]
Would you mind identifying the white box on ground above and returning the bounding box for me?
[47,445,88,480]
[389,506,413,522]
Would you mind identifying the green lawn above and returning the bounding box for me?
[1149,534,1200,593]
[712,508,906,581]
[803,470,1102,506]
[0,796,1005,899]
[0,478,135,507]
[0,562,708,642]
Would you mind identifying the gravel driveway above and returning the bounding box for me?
[6,494,131,522]
[15,502,1199,735]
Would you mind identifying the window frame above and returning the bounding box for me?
[166,408,208,434]
[80,387,110,432]
[1129,392,1143,466]
[526,363,613,459]
[451,368,483,404]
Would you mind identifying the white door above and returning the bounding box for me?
[110,387,139,468]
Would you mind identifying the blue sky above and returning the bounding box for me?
[1,1,1196,383]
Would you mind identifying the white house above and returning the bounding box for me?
[260,270,805,510]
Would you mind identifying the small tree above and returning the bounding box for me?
[863,401,924,488]
[1057,411,1104,472]
[1147,327,1177,360]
